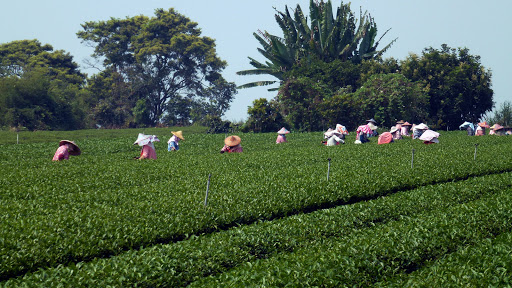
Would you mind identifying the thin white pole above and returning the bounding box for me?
[411,149,415,169]
[327,158,331,181]
[17,133,19,144]
[204,173,211,206]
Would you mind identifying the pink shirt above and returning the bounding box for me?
[52,145,70,161]
[220,144,243,153]
[276,134,287,143]
[140,144,157,159]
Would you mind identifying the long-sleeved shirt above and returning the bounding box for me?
[220,144,243,153]
[400,126,410,136]
[140,143,157,159]
[167,135,180,144]
[52,145,69,161]
[276,134,287,143]
[326,135,343,146]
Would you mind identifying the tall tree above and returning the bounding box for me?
[77,8,236,126]
[0,40,87,130]
[351,73,429,128]
[244,98,285,133]
[237,0,396,90]
[401,44,493,129]
[485,101,512,127]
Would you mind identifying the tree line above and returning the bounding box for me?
[241,0,494,132]
[0,8,236,130]
[0,1,496,132]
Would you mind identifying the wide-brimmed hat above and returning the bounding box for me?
[415,123,429,130]
[368,123,378,131]
[134,133,160,146]
[493,124,504,131]
[224,135,241,146]
[336,124,348,134]
[59,140,81,156]
[171,131,184,140]
[390,126,399,134]
[402,121,412,127]
[378,132,393,144]
[277,127,290,134]
[324,128,334,138]
[419,129,440,142]
[478,121,490,128]
[366,118,377,124]
[396,120,405,125]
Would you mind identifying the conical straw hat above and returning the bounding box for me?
[172,131,184,140]
[277,127,290,134]
[224,135,241,146]
[59,140,81,156]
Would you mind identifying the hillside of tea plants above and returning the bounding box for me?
[1,128,511,287]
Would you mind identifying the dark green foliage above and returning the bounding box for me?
[352,73,429,128]
[237,0,396,90]
[202,115,233,134]
[277,77,328,132]
[485,101,512,127]
[242,98,286,133]
[77,8,236,127]
[0,40,87,130]
[401,44,493,129]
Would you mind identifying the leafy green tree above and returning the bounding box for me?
[78,8,236,126]
[243,98,285,133]
[351,73,429,128]
[278,77,329,132]
[86,68,138,128]
[132,99,152,127]
[485,101,512,127]
[0,40,87,130]
[319,88,360,131]
[0,68,80,130]
[400,44,493,129]
[237,0,396,90]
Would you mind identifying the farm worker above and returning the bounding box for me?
[412,123,429,139]
[489,124,496,135]
[52,140,81,161]
[221,135,243,153]
[401,121,412,136]
[378,132,394,144]
[492,124,507,136]
[390,126,402,140]
[419,129,440,144]
[134,133,159,160]
[321,128,332,145]
[475,121,489,136]
[459,121,475,136]
[366,118,379,137]
[395,120,404,133]
[355,125,371,144]
[335,124,349,138]
[167,131,184,151]
[276,127,290,144]
[324,130,344,146]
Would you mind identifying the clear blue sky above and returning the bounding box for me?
[1,0,510,121]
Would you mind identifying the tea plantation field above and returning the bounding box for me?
[1,128,511,287]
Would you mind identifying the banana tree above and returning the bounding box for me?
[237,0,397,91]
